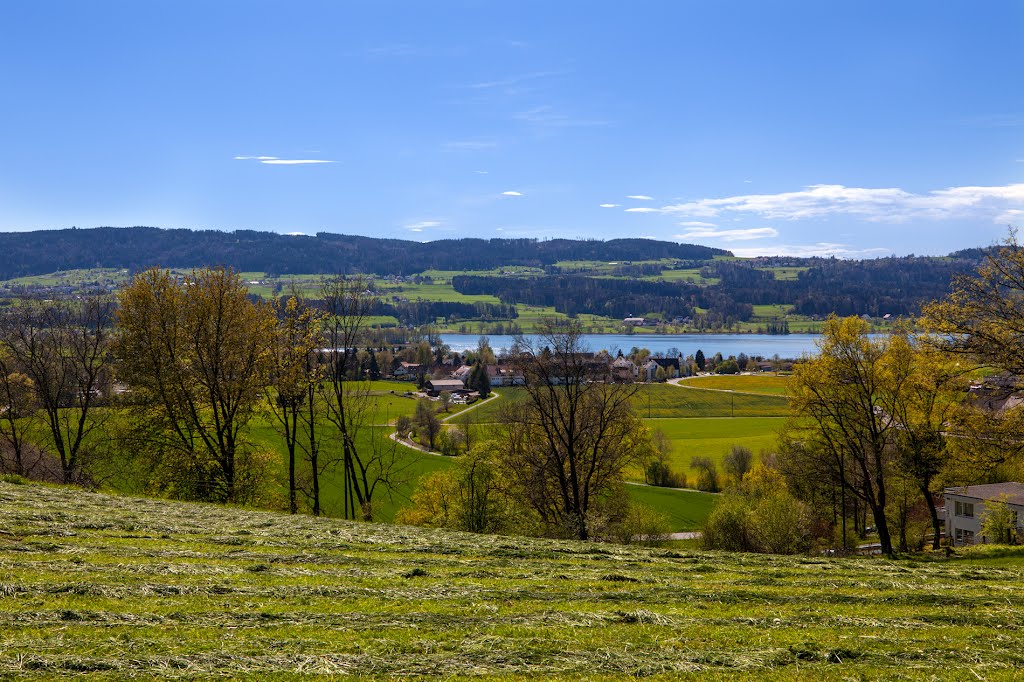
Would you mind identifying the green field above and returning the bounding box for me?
[640,417,784,479]
[625,484,717,530]
[459,383,784,495]
[3,481,1024,679]
[680,375,790,395]
[470,384,789,423]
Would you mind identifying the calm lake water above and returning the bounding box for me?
[440,333,826,359]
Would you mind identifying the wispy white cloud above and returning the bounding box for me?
[677,221,717,228]
[625,207,658,213]
[468,70,569,90]
[260,159,334,165]
[405,220,442,232]
[627,195,654,200]
[675,227,778,241]
[235,155,334,165]
[656,183,1024,223]
[444,139,499,152]
[729,243,891,258]
[513,105,608,128]
[285,231,306,236]
[502,191,523,197]
[599,203,620,208]
[475,170,489,175]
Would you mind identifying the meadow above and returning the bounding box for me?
[2,481,1023,680]
[463,381,788,474]
[679,374,790,395]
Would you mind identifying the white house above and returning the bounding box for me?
[944,482,1024,546]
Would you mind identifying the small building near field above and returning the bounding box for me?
[425,378,466,397]
[944,482,1024,546]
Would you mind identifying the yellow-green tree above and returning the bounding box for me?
[116,267,275,503]
[922,233,1024,472]
[783,316,909,556]
[267,294,324,514]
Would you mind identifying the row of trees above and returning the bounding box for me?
[0,267,406,521]
[722,235,1024,556]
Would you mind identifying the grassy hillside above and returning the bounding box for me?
[3,481,1024,679]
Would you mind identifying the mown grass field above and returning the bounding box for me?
[641,417,784,480]
[3,481,1024,680]
[680,374,790,395]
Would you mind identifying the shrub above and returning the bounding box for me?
[608,503,673,547]
[691,455,720,492]
[645,460,685,488]
[701,496,752,551]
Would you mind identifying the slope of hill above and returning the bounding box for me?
[0,227,729,279]
[2,481,1023,679]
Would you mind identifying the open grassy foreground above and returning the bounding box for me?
[4,483,1024,679]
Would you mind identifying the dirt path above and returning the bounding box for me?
[388,391,501,456]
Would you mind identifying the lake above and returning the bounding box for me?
[440,333,826,359]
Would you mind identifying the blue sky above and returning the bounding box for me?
[2,1,1022,257]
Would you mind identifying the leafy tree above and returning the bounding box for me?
[922,233,1024,472]
[117,268,274,502]
[266,295,324,514]
[923,232,1024,378]
[883,332,966,549]
[496,320,645,540]
[396,445,506,533]
[716,359,740,375]
[414,398,441,450]
[695,349,706,371]
[702,463,813,554]
[0,362,37,477]
[468,361,491,398]
[645,429,684,488]
[980,494,1019,545]
[781,316,911,556]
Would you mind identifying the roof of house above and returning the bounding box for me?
[945,482,1024,506]
[428,379,465,390]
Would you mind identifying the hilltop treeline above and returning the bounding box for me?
[455,255,980,321]
[453,274,752,323]
[0,227,729,279]
[714,257,979,316]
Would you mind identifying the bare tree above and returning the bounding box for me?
[0,297,114,484]
[496,320,644,540]
[320,276,408,520]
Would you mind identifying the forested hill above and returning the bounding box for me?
[0,227,730,279]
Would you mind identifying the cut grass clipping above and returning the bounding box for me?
[3,481,1024,679]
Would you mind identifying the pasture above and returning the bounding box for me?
[3,481,1023,680]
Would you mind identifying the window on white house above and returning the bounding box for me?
[954,500,975,518]
[954,528,975,545]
